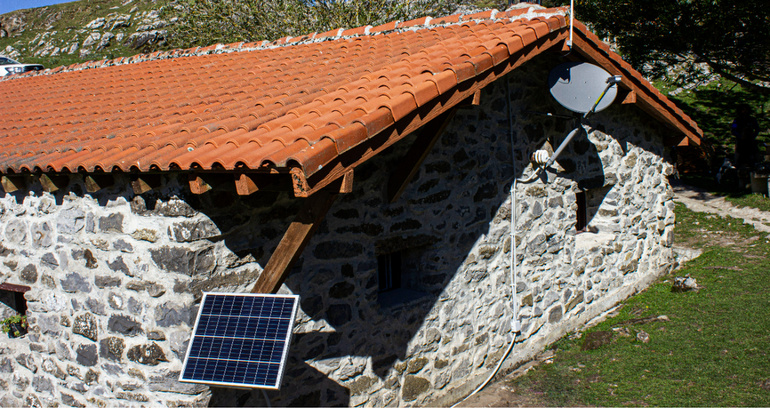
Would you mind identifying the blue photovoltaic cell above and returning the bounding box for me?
[179,292,299,389]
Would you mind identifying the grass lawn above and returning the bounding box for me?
[504,203,770,407]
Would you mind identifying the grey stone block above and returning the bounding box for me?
[99,213,124,233]
[57,208,85,235]
[99,337,125,361]
[76,343,98,367]
[30,221,54,248]
[108,314,142,336]
[5,220,27,244]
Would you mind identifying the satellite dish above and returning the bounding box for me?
[548,62,619,114]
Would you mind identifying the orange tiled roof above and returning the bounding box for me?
[0,5,701,196]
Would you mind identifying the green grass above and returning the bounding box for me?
[506,204,770,407]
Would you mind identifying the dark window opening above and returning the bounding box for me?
[376,247,431,309]
[576,190,588,233]
[378,251,402,292]
[0,283,29,316]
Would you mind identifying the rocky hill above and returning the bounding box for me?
[0,0,174,70]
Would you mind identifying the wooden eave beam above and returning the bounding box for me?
[288,29,568,198]
[250,180,342,294]
[387,107,458,203]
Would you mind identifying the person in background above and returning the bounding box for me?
[731,104,760,169]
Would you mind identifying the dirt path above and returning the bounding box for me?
[671,182,770,233]
[451,183,770,407]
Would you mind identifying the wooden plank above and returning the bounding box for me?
[39,174,69,193]
[235,173,260,195]
[0,283,31,293]
[188,174,213,195]
[84,174,114,193]
[387,108,458,203]
[250,186,340,294]
[131,175,162,194]
[1,175,26,193]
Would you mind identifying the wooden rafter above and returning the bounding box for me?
[289,30,568,198]
[250,180,342,294]
[387,107,458,203]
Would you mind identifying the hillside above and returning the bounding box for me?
[0,0,173,69]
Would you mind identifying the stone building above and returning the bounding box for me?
[0,5,701,408]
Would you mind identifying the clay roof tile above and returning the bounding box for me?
[0,7,701,188]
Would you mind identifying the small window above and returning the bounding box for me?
[378,252,402,292]
[1,283,30,338]
[0,283,29,316]
[376,248,430,308]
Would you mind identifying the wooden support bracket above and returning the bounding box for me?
[619,89,637,104]
[291,167,353,197]
[387,108,458,203]
[188,173,213,195]
[250,185,341,294]
[458,90,482,107]
[131,174,162,195]
[663,134,689,147]
[235,173,260,196]
[84,174,115,193]
[39,174,70,193]
[1,175,27,193]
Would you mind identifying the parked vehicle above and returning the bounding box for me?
[0,56,44,76]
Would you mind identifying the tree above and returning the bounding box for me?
[577,0,770,96]
[164,0,467,49]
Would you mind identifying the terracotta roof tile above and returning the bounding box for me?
[0,6,701,189]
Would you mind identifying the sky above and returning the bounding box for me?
[0,0,76,15]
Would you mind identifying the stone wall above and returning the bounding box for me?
[0,55,678,407]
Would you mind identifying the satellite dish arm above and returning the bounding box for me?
[543,75,621,169]
[583,75,623,119]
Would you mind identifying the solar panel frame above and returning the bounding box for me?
[179,292,300,390]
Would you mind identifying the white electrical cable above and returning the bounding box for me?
[262,390,272,407]
[567,0,575,50]
[451,75,525,409]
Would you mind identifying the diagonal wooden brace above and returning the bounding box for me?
[250,181,341,294]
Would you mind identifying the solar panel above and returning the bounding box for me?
[179,292,300,390]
